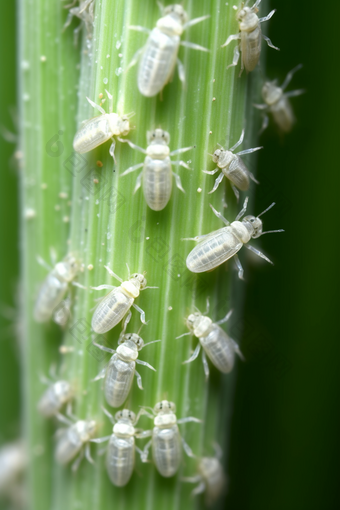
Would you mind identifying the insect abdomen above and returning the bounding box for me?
[138,28,179,97]
[91,289,133,334]
[105,355,135,408]
[226,157,250,191]
[241,25,261,72]
[143,157,172,210]
[186,229,242,273]
[201,325,235,373]
[152,425,181,477]
[106,435,135,487]
[34,274,68,322]
[73,115,112,153]
[55,427,82,464]
[271,97,294,132]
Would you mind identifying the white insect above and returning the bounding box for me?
[38,376,73,418]
[254,64,304,133]
[127,3,210,97]
[53,296,72,328]
[91,265,157,334]
[55,413,97,471]
[92,316,160,408]
[63,0,95,43]
[73,90,133,161]
[119,129,193,211]
[34,251,83,323]
[177,300,243,379]
[0,442,26,496]
[182,444,226,505]
[222,0,279,74]
[183,197,284,279]
[138,400,201,478]
[203,129,261,202]
[91,408,145,487]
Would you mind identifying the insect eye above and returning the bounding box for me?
[160,403,163,409]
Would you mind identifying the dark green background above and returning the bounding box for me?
[1,1,339,509]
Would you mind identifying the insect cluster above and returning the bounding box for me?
[23,0,304,506]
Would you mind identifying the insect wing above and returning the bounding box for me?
[104,354,135,407]
[152,424,181,477]
[241,25,261,72]
[73,115,112,153]
[34,273,68,322]
[55,426,82,465]
[186,227,242,273]
[91,288,134,334]
[138,28,179,97]
[106,434,135,487]
[143,156,172,210]
[201,325,235,373]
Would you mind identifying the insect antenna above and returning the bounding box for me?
[257,202,275,218]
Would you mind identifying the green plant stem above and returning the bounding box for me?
[19,1,267,509]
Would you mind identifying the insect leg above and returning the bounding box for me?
[135,369,144,390]
[140,439,152,462]
[236,145,263,157]
[117,137,147,154]
[259,113,269,135]
[221,33,240,48]
[177,58,186,86]
[90,435,111,444]
[84,442,95,464]
[129,26,151,35]
[191,481,206,497]
[172,172,185,193]
[136,359,157,372]
[235,197,249,221]
[133,172,143,194]
[230,129,245,152]
[120,162,144,177]
[92,341,115,354]
[181,436,197,459]
[284,89,305,99]
[36,255,52,272]
[244,244,273,264]
[231,339,245,361]
[132,303,146,324]
[259,9,276,23]
[208,171,224,194]
[262,34,279,51]
[215,308,233,325]
[104,265,123,283]
[182,342,201,365]
[202,167,219,175]
[201,350,210,380]
[209,204,230,226]
[177,416,202,425]
[233,254,245,281]
[125,46,145,73]
[245,169,259,184]
[109,139,117,164]
[181,474,202,484]
[86,96,106,115]
[91,367,107,383]
[281,64,303,90]
[183,14,210,31]
[169,145,193,157]
[72,448,84,472]
[231,184,240,202]
[180,41,209,53]
[253,102,268,110]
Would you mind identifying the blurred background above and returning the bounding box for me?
[1,1,339,509]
